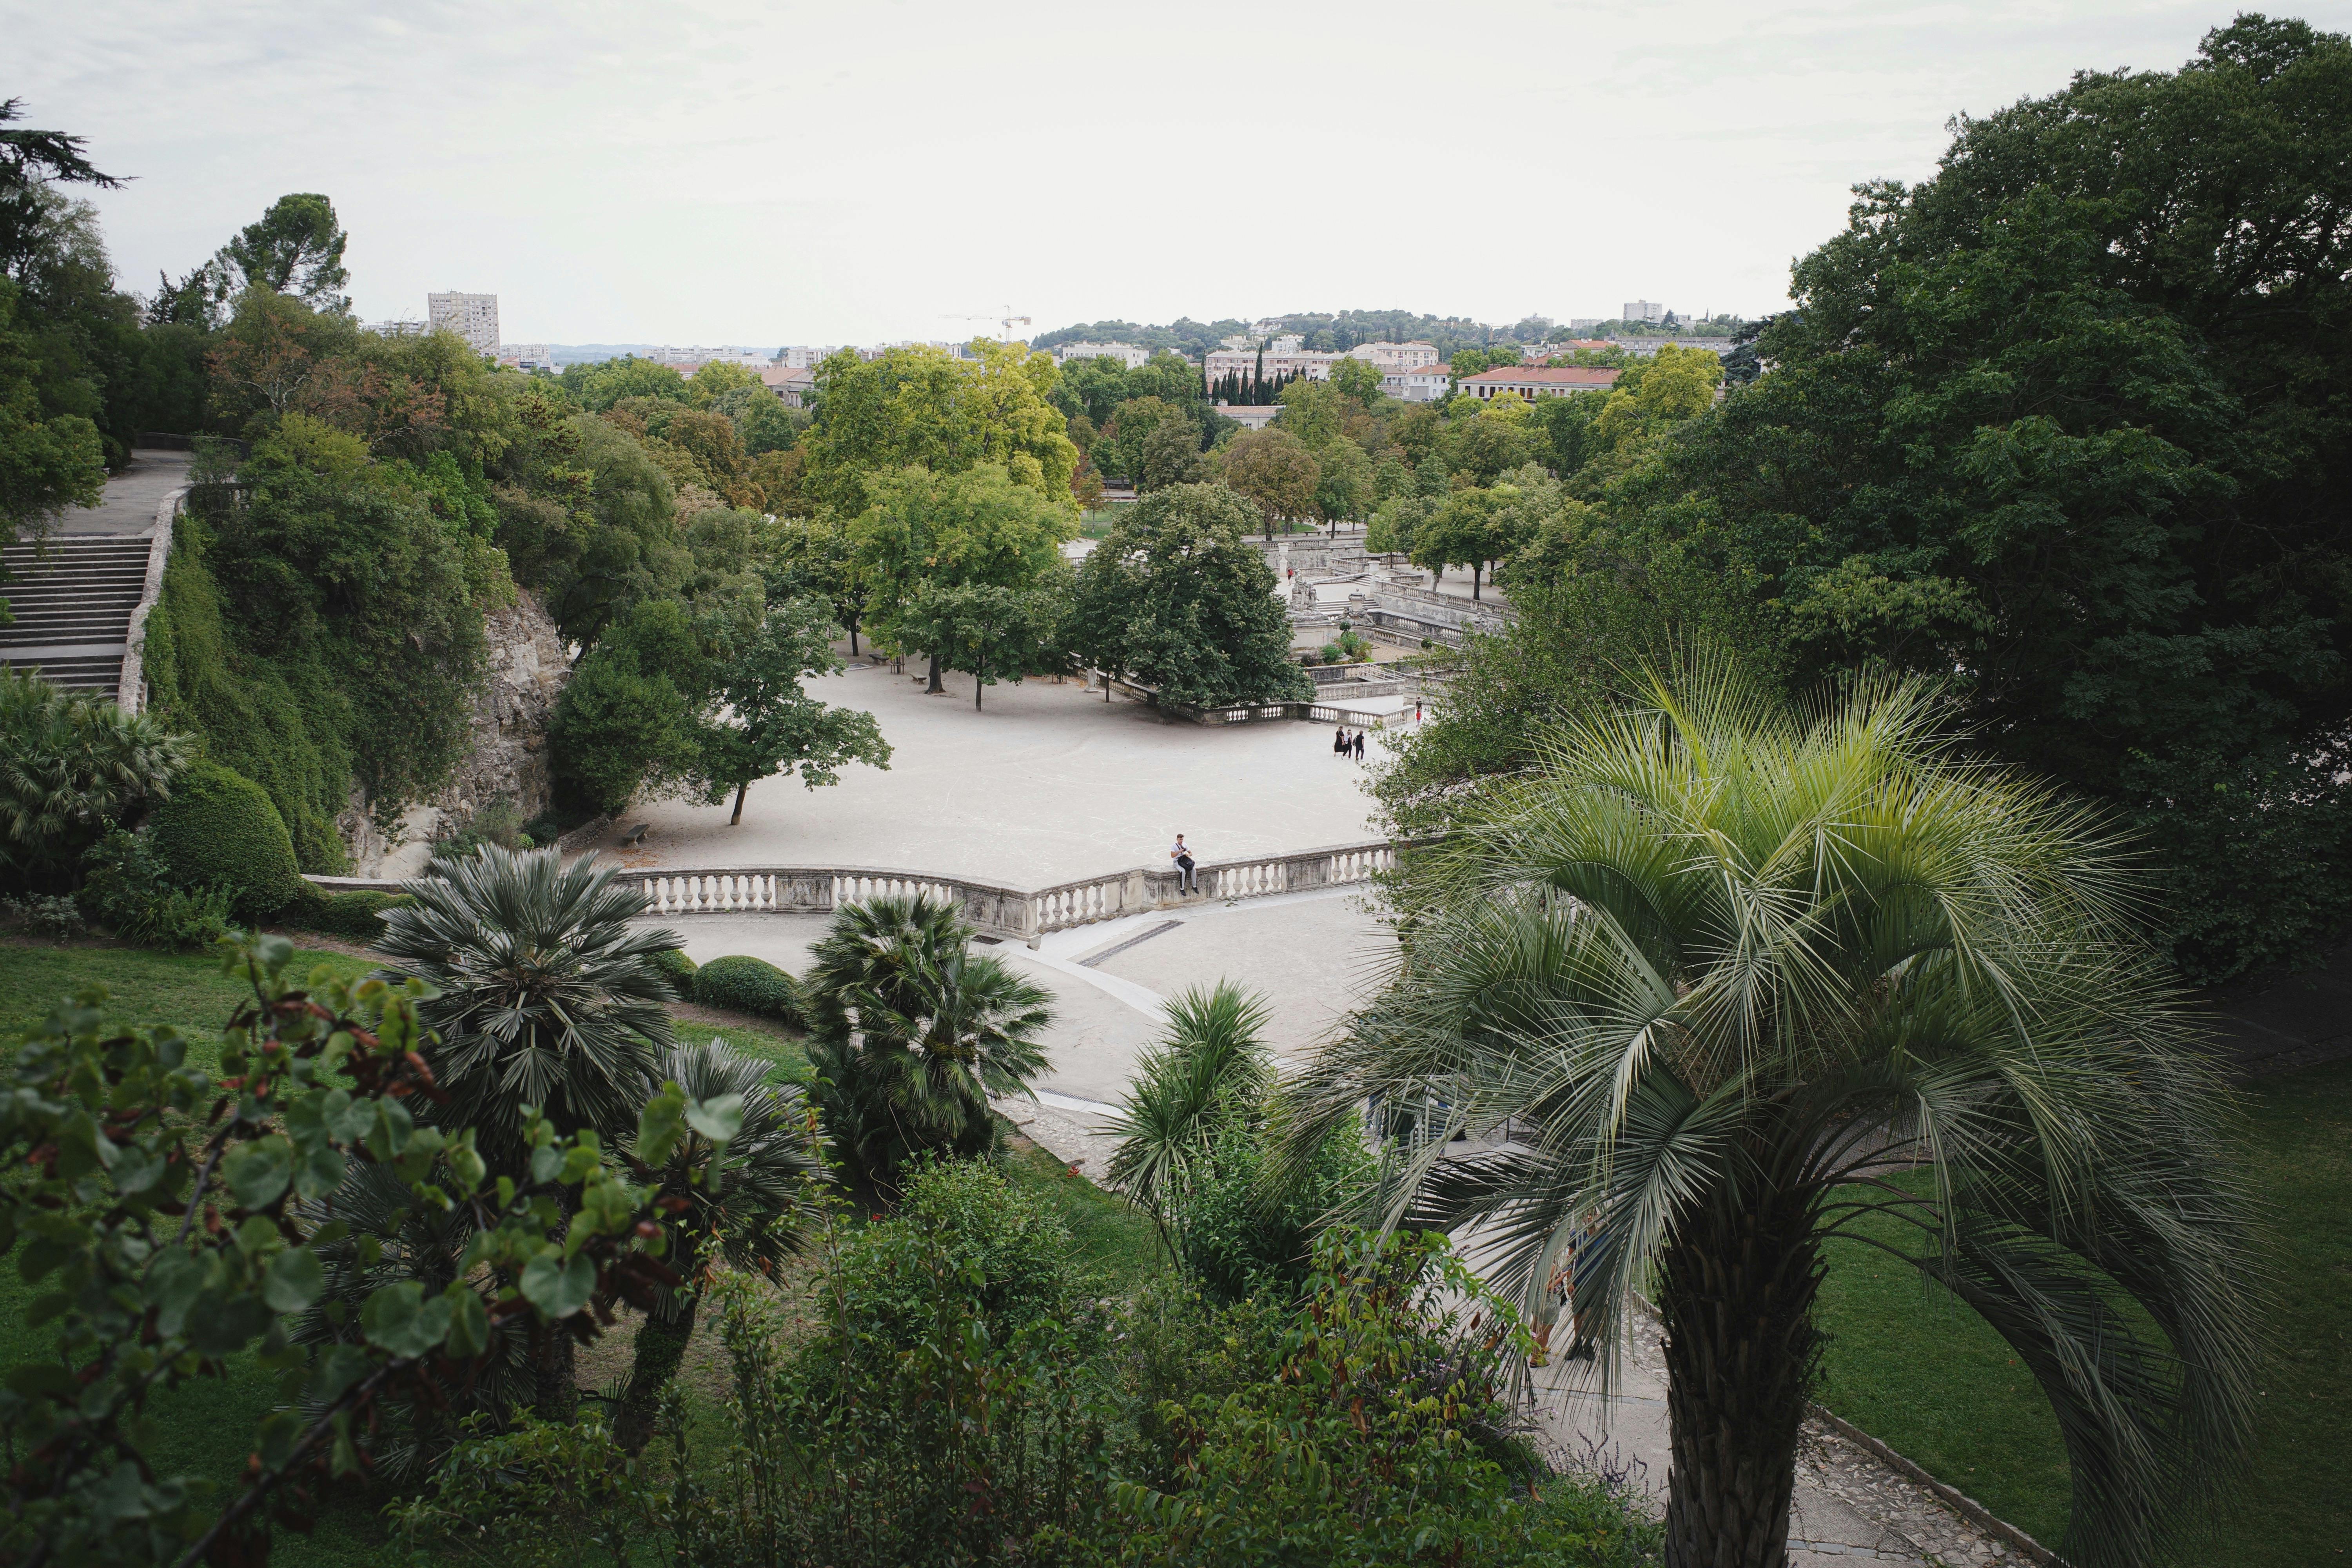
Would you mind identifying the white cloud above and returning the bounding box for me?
[13,0,2337,342]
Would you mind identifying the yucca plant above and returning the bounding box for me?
[0,669,187,887]
[1104,981,1274,1256]
[802,892,1053,1183]
[1292,664,2260,1568]
[611,1038,822,1452]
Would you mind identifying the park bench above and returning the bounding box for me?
[618,822,651,847]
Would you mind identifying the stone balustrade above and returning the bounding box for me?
[626,838,1410,944]
[305,837,1418,946]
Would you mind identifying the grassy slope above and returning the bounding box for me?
[1812,1058,2352,1563]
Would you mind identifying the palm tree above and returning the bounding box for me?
[802,892,1053,1182]
[0,669,188,886]
[612,1038,822,1452]
[1104,981,1274,1257]
[376,845,682,1174]
[1292,666,2259,1568]
[375,844,685,1417]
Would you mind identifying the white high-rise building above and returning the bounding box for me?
[427,292,501,355]
[779,345,840,368]
[1621,300,1668,324]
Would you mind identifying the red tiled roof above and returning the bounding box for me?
[1460,366,1621,387]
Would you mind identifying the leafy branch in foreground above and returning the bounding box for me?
[0,932,745,1568]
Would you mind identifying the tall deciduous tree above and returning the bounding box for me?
[848,461,1077,694]
[694,596,891,822]
[1067,482,1310,708]
[799,341,1079,515]
[1217,427,1319,537]
[1627,16,2352,981]
[895,575,1069,710]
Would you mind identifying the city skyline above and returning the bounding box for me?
[16,1,2343,345]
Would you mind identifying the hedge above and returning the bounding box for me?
[648,945,699,1000]
[293,889,417,943]
[691,955,804,1028]
[148,760,308,918]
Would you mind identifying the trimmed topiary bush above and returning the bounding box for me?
[649,944,699,1000]
[297,889,417,942]
[692,955,804,1028]
[147,760,307,918]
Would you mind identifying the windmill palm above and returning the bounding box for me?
[1104,981,1274,1256]
[376,845,682,1173]
[612,1038,823,1452]
[374,844,684,1417]
[1293,665,2259,1568]
[803,892,1053,1181]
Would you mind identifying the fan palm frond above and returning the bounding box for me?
[1294,659,2259,1568]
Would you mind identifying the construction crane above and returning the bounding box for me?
[940,307,1032,342]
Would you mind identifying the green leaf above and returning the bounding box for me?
[359,1281,454,1358]
[222,1138,296,1209]
[295,1142,347,1203]
[519,1249,595,1318]
[264,1248,325,1313]
[684,1093,745,1147]
[636,1083,687,1168]
[146,1249,203,1337]
[442,1283,491,1358]
[7,1362,78,1400]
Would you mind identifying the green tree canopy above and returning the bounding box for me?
[692,595,892,820]
[800,341,1078,515]
[1067,482,1311,708]
[849,461,1077,693]
[1217,427,1319,533]
[222,193,350,313]
[1617,15,2352,980]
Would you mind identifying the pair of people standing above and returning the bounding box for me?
[1332,726,1366,762]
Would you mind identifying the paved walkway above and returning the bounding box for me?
[48,450,187,536]
[615,664,1397,886]
[1532,1308,2024,1566]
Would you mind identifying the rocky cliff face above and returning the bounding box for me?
[341,588,571,877]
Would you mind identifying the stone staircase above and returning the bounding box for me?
[0,534,164,699]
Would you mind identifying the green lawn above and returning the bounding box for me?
[0,936,375,1069]
[1000,1135,1165,1291]
[1813,1058,2352,1564]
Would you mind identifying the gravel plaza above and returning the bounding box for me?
[613,659,1405,887]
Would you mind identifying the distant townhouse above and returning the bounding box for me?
[1532,339,1613,357]
[1389,364,1456,402]
[1457,365,1622,400]
[759,365,817,408]
[497,343,557,371]
[1347,340,1440,370]
[778,345,840,369]
[1056,341,1152,368]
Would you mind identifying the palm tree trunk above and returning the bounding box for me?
[614,1292,697,1454]
[1657,1176,1824,1568]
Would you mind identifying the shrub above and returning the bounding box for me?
[146,760,307,918]
[833,1157,1083,1342]
[1180,1113,1374,1303]
[0,669,189,889]
[691,954,803,1026]
[648,944,698,1000]
[297,889,417,942]
[2,893,86,942]
[76,828,236,948]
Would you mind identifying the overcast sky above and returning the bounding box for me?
[14,1,2348,346]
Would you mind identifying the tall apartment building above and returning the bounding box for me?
[426,292,501,355]
[1621,300,1668,324]
[778,345,841,369]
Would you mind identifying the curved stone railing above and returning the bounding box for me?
[632,838,1411,944]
